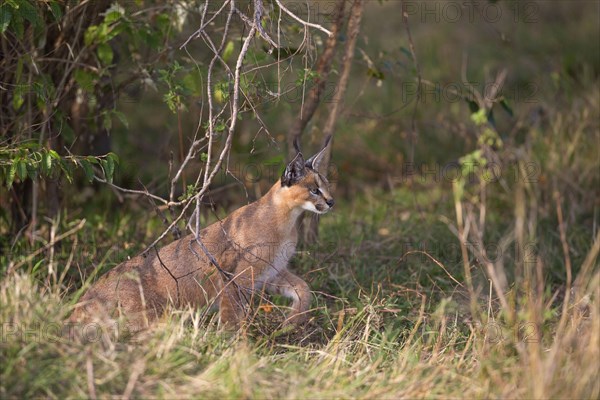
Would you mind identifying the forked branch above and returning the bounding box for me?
[274,0,333,37]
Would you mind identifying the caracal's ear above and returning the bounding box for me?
[305,135,332,173]
[281,139,306,187]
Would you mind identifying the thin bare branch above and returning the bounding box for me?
[274,0,333,37]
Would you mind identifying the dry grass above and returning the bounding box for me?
[0,260,598,399]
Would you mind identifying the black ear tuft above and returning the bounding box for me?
[281,151,306,186]
[305,134,332,172]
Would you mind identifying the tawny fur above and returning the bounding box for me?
[69,147,334,333]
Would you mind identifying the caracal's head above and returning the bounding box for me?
[280,135,335,215]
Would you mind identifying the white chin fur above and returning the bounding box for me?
[302,201,328,214]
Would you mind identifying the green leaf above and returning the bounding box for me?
[26,162,38,180]
[156,13,170,34]
[105,22,125,42]
[470,108,488,126]
[107,152,120,166]
[215,120,226,132]
[97,23,109,42]
[223,41,235,63]
[42,151,52,175]
[84,25,99,46]
[104,11,121,25]
[32,77,55,102]
[101,156,115,183]
[97,42,113,65]
[182,71,203,97]
[0,4,12,34]
[18,0,43,29]
[113,111,129,128]
[19,141,39,150]
[16,159,27,180]
[59,159,73,183]
[138,26,160,49]
[74,69,96,92]
[10,12,24,39]
[48,150,61,160]
[12,85,25,111]
[79,159,94,183]
[61,122,76,144]
[48,1,63,22]
[6,161,16,188]
[103,4,124,24]
[32,258,45,274]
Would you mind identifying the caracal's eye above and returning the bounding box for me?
[310,187,319,195]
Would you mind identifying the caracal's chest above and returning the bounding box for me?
[248,239,297,289]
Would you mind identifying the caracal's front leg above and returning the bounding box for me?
[267,269,311,326]
[219,280,251,330]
